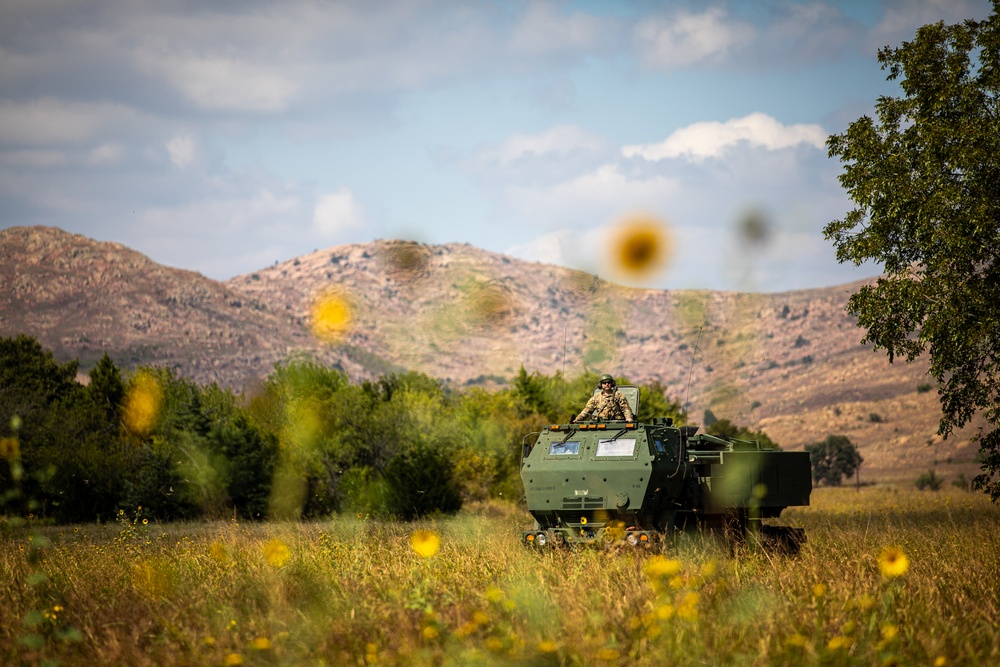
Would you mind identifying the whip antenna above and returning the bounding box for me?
[683,326,704,411]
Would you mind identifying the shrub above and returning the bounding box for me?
[383,444,462,521]
[915,470,944,491]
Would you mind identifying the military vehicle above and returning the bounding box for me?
[520,385,811,551]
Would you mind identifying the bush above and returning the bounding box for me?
[915,470,944,491]
[383,444,463,521]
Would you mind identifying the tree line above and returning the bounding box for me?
[0,335,696,524]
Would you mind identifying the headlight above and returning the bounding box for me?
[536,532,548,547]
[626,533,639,546]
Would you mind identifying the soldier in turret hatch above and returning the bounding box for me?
[574,374,634,422]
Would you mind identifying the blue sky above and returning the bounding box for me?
[0,0,992,292]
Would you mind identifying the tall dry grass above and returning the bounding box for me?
[2,486,998,666]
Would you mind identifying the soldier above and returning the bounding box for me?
[575,374,634,422]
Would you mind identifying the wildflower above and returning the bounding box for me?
[202,637,216,647]
[310,289,353,343]
[880,624,898,642]
[485,637,504,653]
[606,214,673,280]
[878,546,910,578]
[142,519,148,525]
[365,643,379,664]
[251,637,271,650]
[700,559,718,578]
[421,626,439,641]
[485,587,505,603]
[812,583,828,598]
[263,539,291,567]
[537,640,558,653]
[410,530,440,558]
[596,647,620,661]
[471,610,489,626]
[123,371,163,435]
[856,593,876,611]
[224,653,243,666]
[656,603,674,620]
[933,657,947,667]
[827,636,851,651]
[644,556,682,579]
[786,633,809,649]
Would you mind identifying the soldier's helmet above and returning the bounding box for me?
[598,373,616,388]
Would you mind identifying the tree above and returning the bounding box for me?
[825,3,1000,500]
[805,435,863,486]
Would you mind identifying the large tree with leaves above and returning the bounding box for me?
[825,2,1000,500]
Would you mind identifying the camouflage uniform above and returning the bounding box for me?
[575,390,634,422]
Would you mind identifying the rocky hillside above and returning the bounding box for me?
[0,226,983,481]
[0,226,381,385]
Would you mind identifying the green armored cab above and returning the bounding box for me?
[519,384,811,550]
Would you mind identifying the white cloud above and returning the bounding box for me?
[0,98,137,145]
[313,189,365,236]
[166,134,198,169]
[622,113,826,162]
[509,2,609,55]
[88,143,126,166]
[481,125,609,165]
[633,8,755,70]
[505,227,603,275]
[138,53,299,113]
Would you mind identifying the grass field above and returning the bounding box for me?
[2,486,999,666]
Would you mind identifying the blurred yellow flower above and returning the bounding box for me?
[878,546,910,578]
[224,653,243,666]
[251,637,271,651]
[263,539,291,567]
[123,371,163,435]
[410,529,441,558]
[537,640,558,653]
[596,647,620,661]
[485,637,504,653]
[0,436,19,460]
[310,289,353,343]
[421,626,439,640]
[645,556,682,579]
[471,610,489,626]
[785,633,809,648]
[933,657,947,667]
[880,624,898,641]
[812,583,828,598]
[656,603,675,620]
[485,587,505,603]
[606,214,673,280]
[827,635,851,651]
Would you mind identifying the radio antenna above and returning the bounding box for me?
[562,327,567,377]
[684,326,704,411]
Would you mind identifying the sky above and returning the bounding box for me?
[0,0,993,293]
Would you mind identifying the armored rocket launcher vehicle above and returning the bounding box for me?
[520,385,811,551]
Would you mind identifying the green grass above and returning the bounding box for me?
[2,487,999,666]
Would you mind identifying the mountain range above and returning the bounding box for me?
[0,226,984,483]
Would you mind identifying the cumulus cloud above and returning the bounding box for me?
[313,189,365,236]
[633,7,755,70]
[166,134,198,169]
[622,113,827,162]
